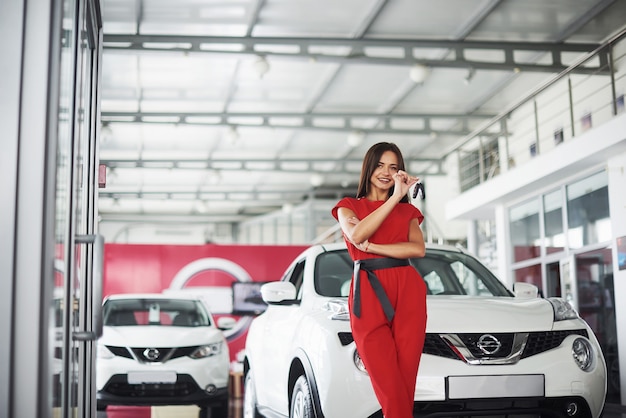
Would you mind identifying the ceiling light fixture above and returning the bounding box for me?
[409,63,430,84]
[225,125,239,144]
[208,171,222,185]
[282,203,294,214]
[310,173,324,188]
[464,67,476,85]
[101,121,113,142]
[347,130,365,147]
[253,55,270,79]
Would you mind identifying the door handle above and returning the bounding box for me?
[73,234,104,341]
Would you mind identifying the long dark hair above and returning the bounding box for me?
[356,142,409,203]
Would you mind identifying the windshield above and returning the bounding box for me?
[102,298,212,327]
[314,248,513,298]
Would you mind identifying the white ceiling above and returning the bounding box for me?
[98,0,626,228]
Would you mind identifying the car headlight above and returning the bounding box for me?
[353,350,367,374]
[547,298,579,321]
[572,338,594,371]
[323,299,350,321]
[189,342,222,359]
[97,343,115,360]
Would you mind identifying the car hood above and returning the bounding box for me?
[100,326,224,347]
[425,296,557,333]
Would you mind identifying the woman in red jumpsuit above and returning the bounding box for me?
[332,142,427,418]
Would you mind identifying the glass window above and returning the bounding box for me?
[574,248,614,354]
[509,198,541,262]
[103,298,211,327]
[566,171,610,248]
[543,190,564,254]
[514,264,543,294]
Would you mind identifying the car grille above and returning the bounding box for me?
[339,329,589,363]
[101,373,200,398]
[105,345,200,363]
[521,329,588,358]
[423,329,589,363]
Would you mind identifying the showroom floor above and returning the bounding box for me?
[96,376,626,418]
[96,401,626,418]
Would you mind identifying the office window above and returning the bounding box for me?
[566,171,610,248]
[514,264,542,293]
[510,198,541,262]
[543,190,565,255]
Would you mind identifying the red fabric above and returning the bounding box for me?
[332,197,427,418]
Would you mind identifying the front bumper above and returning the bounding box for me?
[405,396,593,418]
[97,373,228,407]
[315,334,606,418]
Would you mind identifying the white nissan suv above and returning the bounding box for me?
[96,293,234,417]
[243,242,607,418]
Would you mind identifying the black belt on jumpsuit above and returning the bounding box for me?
[352,257,411,322]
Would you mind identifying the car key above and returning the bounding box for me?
[413,182,425,199]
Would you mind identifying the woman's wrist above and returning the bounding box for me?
[364,241,370,252]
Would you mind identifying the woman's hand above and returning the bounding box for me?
[392,170,420,198]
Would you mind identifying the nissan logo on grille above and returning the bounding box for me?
[476,334,501,355]
[143,348,161,361]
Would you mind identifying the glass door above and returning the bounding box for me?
[53,0,103,417]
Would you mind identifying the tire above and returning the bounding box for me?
[243,370,263,418]
[290,375,314,418]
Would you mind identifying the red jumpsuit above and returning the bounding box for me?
[332,197,428,418]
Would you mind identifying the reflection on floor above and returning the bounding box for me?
[98,372,244,418]
[98,399,242,418]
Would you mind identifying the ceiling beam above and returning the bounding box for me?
[100,156,446,172]
[101,110,496,136]
[102,34,605,74]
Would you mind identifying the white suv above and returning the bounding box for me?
[243,242,607,418]
[96,293,234,417]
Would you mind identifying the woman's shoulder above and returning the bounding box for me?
[332,196,360,219]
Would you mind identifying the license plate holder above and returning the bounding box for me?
[447,374,544,399]
[127,371,177,384]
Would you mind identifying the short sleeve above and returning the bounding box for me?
[407,204,425,225]
[331,197,356,221]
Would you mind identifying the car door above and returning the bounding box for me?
[258,258,306,414]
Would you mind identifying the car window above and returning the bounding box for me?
[314,251,353,297]
[411,249,512,297]
[282,260,305,300]
[103,299,212,327]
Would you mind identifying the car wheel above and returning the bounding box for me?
[290,375,314,418]
[243,370,262,418]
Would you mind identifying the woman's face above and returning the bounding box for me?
[369,150,399,192]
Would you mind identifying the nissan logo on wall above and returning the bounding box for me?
[476,334,502,355]
[167,257,254,341]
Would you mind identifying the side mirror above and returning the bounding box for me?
[216,316,237,330]
[261,282,297,304]
[513,282,539,298]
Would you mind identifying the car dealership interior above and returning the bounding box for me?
[3,0,626,417]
